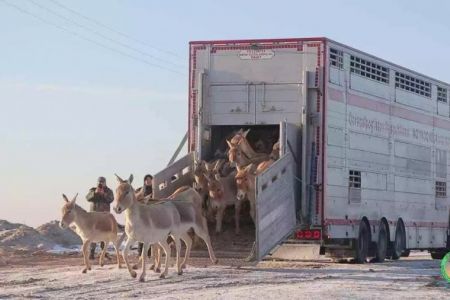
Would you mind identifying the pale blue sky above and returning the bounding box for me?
[1,0,450,226]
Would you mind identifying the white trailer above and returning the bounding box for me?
[154,37,450,262]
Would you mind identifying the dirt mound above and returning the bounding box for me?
[0,219,25,231]
[0,225,55,250]
[36,221,81,247]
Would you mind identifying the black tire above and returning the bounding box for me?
[375,222,388,263]
[401,249,410,257]
[392,221,405,260]
[430,251,447,260]
[354,221,370,263]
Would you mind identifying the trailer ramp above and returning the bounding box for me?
[153,152,195,199]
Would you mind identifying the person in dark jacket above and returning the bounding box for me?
[86,176,114,260]
[135,174,153,256]
[135,174,153,199]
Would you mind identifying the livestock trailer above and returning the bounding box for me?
[154,37,450,262]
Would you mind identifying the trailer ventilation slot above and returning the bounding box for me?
[350,55,389,84]
[262,183,268,191]
[435,181,446,198]
[349,170,361,188]
[395,71,431,98]
[349,170,361,204]
[330,48,343,69]
[182,166,191,175]
[437,86,448,103]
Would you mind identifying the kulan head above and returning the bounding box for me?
[60,193,78,229]
[113,174,135,214]
[235,164,254,201]
[206,173,224,200]
[227,141,245,166]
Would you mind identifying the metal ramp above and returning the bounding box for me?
[153,152,195,199]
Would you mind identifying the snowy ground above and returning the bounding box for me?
[0,251,449,299]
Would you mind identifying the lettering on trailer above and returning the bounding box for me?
[238,49,275,60]
[348,112,450,147]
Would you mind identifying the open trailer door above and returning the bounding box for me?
[152,152,195,199]
[255,152,296,260]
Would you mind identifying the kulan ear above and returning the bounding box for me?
[70,193,78,205]
[243,129,250,137]
[62,194,69,203]
[226,139,233,148]
[128,174,134,184]
[115,173,125,183]
[244,164,253,173]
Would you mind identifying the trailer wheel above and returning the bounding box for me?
[392,221,405,260]
[354,221,370,263]
[430,251,447,260]
[375,222,388,263]
[401,249,410,257]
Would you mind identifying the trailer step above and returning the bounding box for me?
[266,243,320,260]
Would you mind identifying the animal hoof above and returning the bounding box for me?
[82,269,87,274]
[139,277,145,282]
[100,264,104,267]
[88,267,92,270]
[130,271,137,278]
[118,265,122,269]
[214,259,219,264]
[155,268,161,273]
[181,264,187,269]
[178,271,183,275]
[132,264,139,270]
[149,264,155,270]
[159,274,166,279]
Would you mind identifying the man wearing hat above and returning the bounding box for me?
[86,176,114,260]
[135,174,153,257]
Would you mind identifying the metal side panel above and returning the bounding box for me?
[256,153,296,260]
[280,121,301,214]
[153,152,195,199]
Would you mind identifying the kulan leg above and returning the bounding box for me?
[158,240,171,279]
[249,200,256,224]
[81,240,90,273]
[132,256,142,270]
[235,200,242,235]
[154,245,162,273]
[196,218,218,264]
[149,245,158,271]
[99,241,107,267]
[172,235,182,275]
[122,237,137,278]
[113,240,122,269]
[180,232,192,269]
[215,205,226,233]
[139,243,149,282]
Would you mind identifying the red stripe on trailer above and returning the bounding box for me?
[211,44,302,53]
[189,37,327,46]
[328,87,344,103]
[348,93,390,115]
[321,40,327,231]
[188,44,206,151]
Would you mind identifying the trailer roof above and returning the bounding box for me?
[189,37,450,87]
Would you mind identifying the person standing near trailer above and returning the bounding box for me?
[135,174,153,256]
[86,176,114,260]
